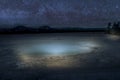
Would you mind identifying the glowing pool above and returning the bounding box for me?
[17,41,100,56]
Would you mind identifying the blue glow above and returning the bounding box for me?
[18,41,99,56]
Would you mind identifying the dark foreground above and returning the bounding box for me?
[0,33,120,80]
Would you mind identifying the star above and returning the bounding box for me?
[116,5,119,9]
[0,0,119,28]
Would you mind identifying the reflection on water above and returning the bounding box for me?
[17,42,99,68]
[14,35,101,68]
[17,41,100,56]
[107,34,120,40]
[18,54,75,68]
[1,33,120,80]
[0,33,120,69]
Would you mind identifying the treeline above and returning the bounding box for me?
[106,21,120,34]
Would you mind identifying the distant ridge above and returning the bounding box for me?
[0,25,106,34]
[0,22,120,34]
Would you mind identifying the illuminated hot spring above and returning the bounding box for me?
[16,41,100,68]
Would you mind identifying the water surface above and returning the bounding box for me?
[0,33,120,80]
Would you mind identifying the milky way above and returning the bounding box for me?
[0,0,120,27]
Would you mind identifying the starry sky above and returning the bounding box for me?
[0,0,120,28]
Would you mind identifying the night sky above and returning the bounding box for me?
[0,0,120,28]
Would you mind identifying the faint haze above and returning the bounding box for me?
[0,0,120,28]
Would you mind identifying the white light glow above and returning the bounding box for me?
[38,43,70,55]
[107,34,120,40]
[17,41,99,56]
[16,41,100,68]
